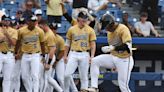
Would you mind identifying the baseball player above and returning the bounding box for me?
[64,11,97,92]
[61,3,94,26]
[38,20,63,92]
[87,14,134,92]
[0,15,18,92]
[15,15,45,92]
[11,17,26,92]
[48,22,78,92]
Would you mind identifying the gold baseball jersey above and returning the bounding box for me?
[55,34,65,57]
[66,24,97,51]
[44,30,56,53]
[0,27,18,52]
[18,26,44,53]
[107,24,132,58]
[71,19,77,26]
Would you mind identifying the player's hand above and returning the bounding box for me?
[101,45,114,53]
[89,56,94,64]
[155,34,161,37]
[41,57,46,63]
[64,56,68,64]
[44,64,51,70]
[52,60,59,68]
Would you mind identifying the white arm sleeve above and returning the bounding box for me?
[65,39,71,47]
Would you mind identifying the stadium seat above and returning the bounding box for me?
[108,3,120,10]
[3,1,19,9]
[57,20,71,34]
[97,10,107,18]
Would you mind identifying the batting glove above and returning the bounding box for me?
[101,45,114,53]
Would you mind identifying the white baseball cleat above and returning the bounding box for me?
[87,88,99,92]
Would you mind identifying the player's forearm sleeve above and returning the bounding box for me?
[65,39,71,47]
[115,43,130,53]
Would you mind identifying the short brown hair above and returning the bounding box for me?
[140,12,148,17]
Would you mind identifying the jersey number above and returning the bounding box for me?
[81,42,87,47]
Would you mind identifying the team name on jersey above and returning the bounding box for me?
[73,34,88,41]
[23,35,39,43]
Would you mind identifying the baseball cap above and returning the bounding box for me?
[34,9,42,15]
[28,15,38,21]
[1,14,11,21]
[100,14,115,30]
[18,17,26,24]
[16,10,23,14]
[10,20,17,27]
[78,11,88,19]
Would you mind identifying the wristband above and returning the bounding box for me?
[41,54,45,57]
[56,58,59,61]
[48,58,52,64]
[15,52,18,54]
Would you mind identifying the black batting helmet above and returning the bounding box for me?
[100,14,115,30]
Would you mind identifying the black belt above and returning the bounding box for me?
[26,51,40,54]
[71,50,89,52]
[1,51,13,54]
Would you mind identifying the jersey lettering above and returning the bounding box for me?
[23,35,39,43]
[73,34,88,41]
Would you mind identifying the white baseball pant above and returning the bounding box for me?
[42,54,63,92]
[64,51,90,92]
[55,58,78,92]
[11,59,21,92]
[39,61,45,92]
[48,59,78,92]
[47,67,56,92]
[0,52,15,92]
[90,54,134,92]
[21,53,40,92]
